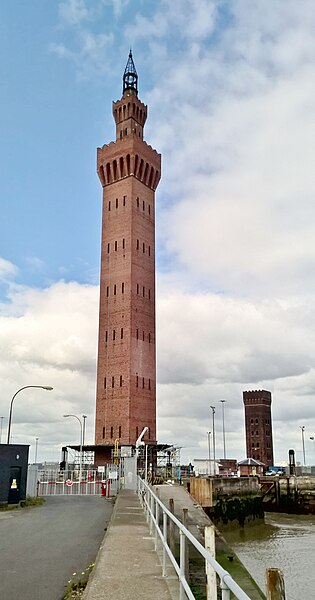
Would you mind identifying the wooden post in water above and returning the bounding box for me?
[266,568,286,600]
[183,508,190,584]
[205,525,217,600]
[169,498,176,557]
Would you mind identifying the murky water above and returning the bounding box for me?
[223,513,315,599]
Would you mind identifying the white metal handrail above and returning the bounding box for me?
[137,477,252,600]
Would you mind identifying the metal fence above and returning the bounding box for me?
[137,477,252,600]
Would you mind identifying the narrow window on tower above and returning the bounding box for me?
[136,375,138,387]
[136,426,138,438]
[137,239,139,250]
[108,201,111,211]
[143,286,145,297]
[107,243,110,253]
[112,376,115,388]
[148,204,151,215]
[119,426,121,437]
[102,427,105,439]
[120,375,123,387]
[104,377,106,389]
[148,378,151,390]
[136,328,139,339]
[136,197,139,208]
[105,331,108,342]
[113,330,116,340]
[148,245,150,256]
[142,377,145,388]
[116,198,118,209]
[107,286,109,297]
[148,333,151,343]
[123,195,126,206]
[121,328,123,339]
[114,284,116,295]
[148,427,151,439]
[148,289,151,300]
[143,201,145,211]
[142,331,145,341]
[122,282,124,294]
[122,238,125,250]
[115,241,117,251]
[143,242,145,253]
[137,283,139,294]
[110,426,113,438]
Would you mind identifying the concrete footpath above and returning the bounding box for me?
[83,488,179,600]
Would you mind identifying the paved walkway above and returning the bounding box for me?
[83,488,178,600]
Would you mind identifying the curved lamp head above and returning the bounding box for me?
[43,386,53,391]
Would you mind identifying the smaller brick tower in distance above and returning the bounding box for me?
[94,52,161,464]
[243,390,274,468]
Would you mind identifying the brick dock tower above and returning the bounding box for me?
[94,52,161,464]
[243,390,274,468]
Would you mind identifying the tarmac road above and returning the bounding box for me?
[0,496,113,600]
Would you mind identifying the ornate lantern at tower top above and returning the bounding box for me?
[123,49,138,97]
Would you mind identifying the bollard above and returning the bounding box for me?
[266,568,286,600]
[169,498,176,557]
[205,525,217,600]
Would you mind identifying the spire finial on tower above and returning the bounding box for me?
[123,49,138,96]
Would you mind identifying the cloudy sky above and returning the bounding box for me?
[1,0,315,466]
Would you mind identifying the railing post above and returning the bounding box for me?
[162,510,167,577]
[220,576,231,600]
[205,525,217,600]
[155,502,159,550]
[183,508,190,584]
[150,492,154,534]
[266,568,286,599]
[179,529,185,600]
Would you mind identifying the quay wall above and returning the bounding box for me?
[186,477,264,527]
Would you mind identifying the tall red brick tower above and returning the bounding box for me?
[95,52,161,461]
[243,390,274,468]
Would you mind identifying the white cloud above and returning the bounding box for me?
[0,281,98,456]
[0,257,18,281]
[58,0,91,26]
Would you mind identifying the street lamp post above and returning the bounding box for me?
[310,437,315,466]
[34,437,39,464]
[300,426,306,468]
[210,406,216,464]
[64,414,83,486]
[0,416,4,444]
[7,386,53,444]
[220,400,227,460]
[82,415,87,447]
[207,431,212,476]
